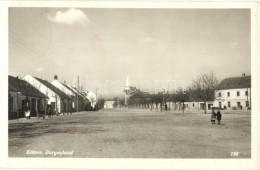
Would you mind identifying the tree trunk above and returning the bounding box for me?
[204,101,207,114]
[182,101,184,116]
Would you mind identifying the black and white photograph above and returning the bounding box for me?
[0,1,259,170]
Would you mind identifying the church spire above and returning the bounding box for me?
[125,74,130,90]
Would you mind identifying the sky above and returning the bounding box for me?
[9,8,251,95]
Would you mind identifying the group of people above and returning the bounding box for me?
[211,109,222,125]
[24,101,73,120]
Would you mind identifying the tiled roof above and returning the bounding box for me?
[71,86,86,98]
[62,83,78,96]
[9,84,18,92]
[186,90,214,102]
[130,90,151,98]
[217,76,251,90]
[34,77,71,100]
[8,76,46,98]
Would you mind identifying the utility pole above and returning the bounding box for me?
[77,75,79,112]
[96,88,98,110]
[16,92,20,121]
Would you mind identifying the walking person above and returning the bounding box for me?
[47,107,51,118]
[24,102,31,119]
[217,109,222,125]
[211,109,216,124]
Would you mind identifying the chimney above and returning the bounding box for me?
[64,80,66,84]
[242,73,246,77]
[54,75,58,80]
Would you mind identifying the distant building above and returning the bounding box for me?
[104,101,116,109]
[214,74,251,110]
[52,75,92,111]
[8,76,47,119]
[51,75,81,112]
[86,91,97,109]
[124,74,150,108]
[183,90,214,111]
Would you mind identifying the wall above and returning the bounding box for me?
[214,88,251,109]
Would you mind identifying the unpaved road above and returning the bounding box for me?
[8,109,251,158]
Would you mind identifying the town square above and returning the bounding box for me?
[9,109,250,158]
[6,5,257,165]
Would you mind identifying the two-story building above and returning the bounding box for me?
[214,75,251,110]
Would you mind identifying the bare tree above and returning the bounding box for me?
[192,71,219,114]
[175,88,189,116]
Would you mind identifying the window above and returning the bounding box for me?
[237,102,241,107]
[228,101,231,108]
[227,92,230,97]
[219,102,222,108]
[218,92,221,97]
[237,91,240,96]
[245,91,248,96]
[193,103,194,107]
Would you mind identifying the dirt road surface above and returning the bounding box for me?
[8,109,251,158]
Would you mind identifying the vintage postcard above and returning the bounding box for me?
[0,1,259,170]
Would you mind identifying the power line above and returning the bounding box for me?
[9,30,58,67]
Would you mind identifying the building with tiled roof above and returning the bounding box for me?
[214,74,251,110]
[51,75,89,111]
[8,75,47,119]
[23,74,72,114]
[34,77,71,100]
[181,90,214,111]
[216,76,251,90]
[9,76,46,98]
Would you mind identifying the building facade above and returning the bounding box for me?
[8,76,47,119]
[214,75,251,110]
[23,74,71,114]
[104,101,116,109]
[52,75,89,111]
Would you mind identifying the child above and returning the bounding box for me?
[211,109,216,124]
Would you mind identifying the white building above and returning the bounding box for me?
[23,74,71,114]
[52,75,75,96]
[104,101,116,109]
[86,91,97,109]
[214,75,251,110]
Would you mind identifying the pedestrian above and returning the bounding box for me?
[217,110,222,125]
[47,107,51,118]
[24,102,31,119]
[211,109,216,124]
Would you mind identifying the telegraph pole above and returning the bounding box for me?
[96,88,98,110]
[77,75,79,112]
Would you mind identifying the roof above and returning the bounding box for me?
[62,83,76,95]
[9,84,18,92]
[8,76,46,98]
[71,87,87,98]
[130,90,151,99]
[217,76,251,90]
[34,77,71,100]
[186,90,214,102]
